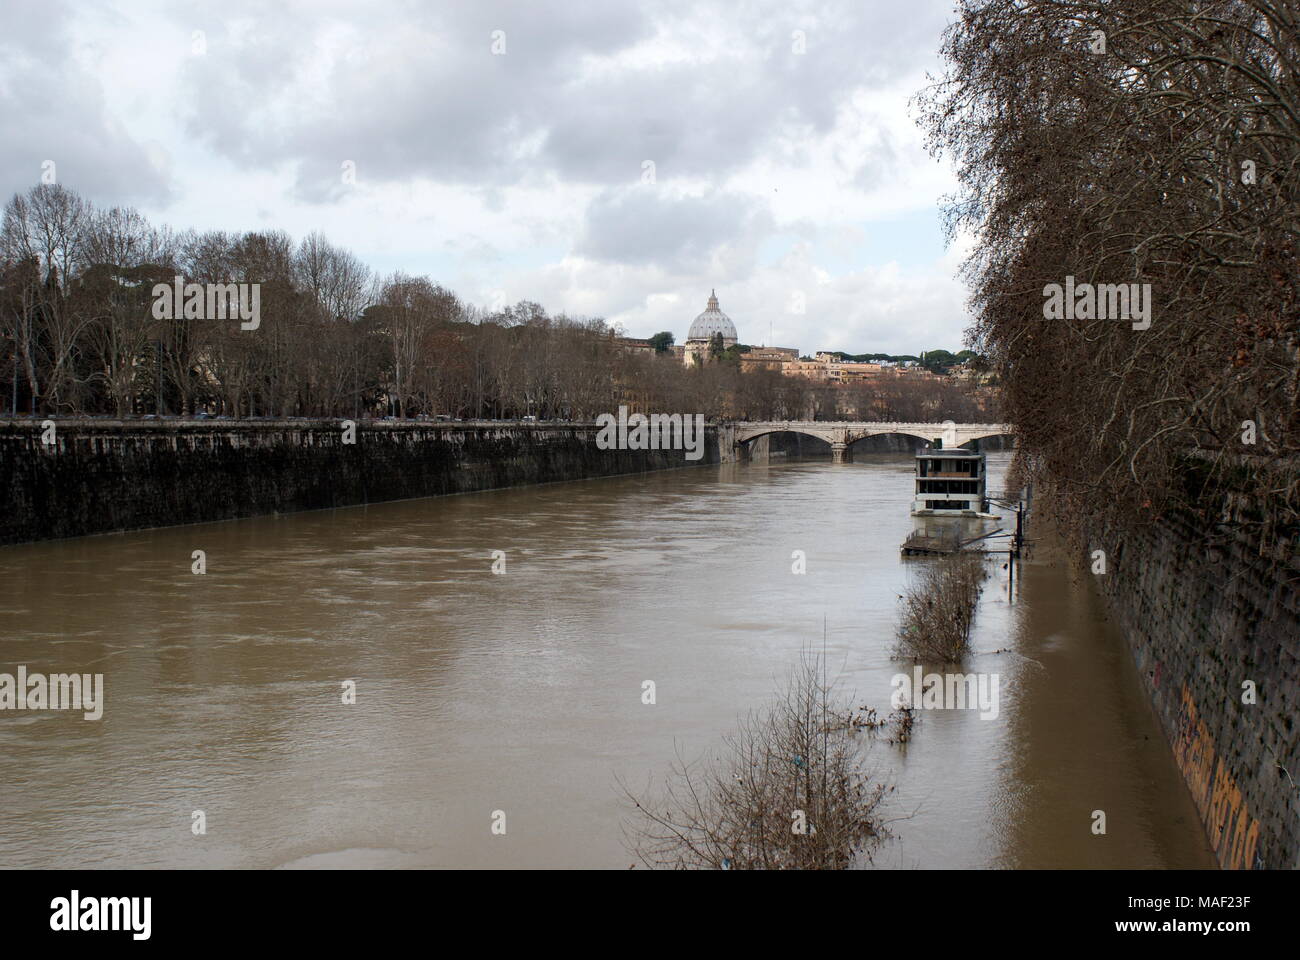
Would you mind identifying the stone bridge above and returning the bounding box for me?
[723,420,1015,463]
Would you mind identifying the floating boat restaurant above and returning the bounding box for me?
[911,447,988,516]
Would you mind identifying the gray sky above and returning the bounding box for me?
[0,0,974,355]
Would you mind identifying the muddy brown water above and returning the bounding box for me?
[0,452,1214,868]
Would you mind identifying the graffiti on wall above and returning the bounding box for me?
[1173,684,1261,869]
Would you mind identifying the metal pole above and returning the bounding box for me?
[1011,500,1024,601]
[156,340,164,415]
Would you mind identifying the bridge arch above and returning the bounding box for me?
[844,430,935,448]
[732,427,834,461]
[956,431,1017,451]
[734,426,834,446]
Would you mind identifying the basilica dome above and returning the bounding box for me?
[686,290,737,343]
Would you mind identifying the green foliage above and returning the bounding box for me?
[648,331,674,353]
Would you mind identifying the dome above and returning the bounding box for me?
[686,290,737,342]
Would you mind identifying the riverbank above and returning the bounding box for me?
[1039,479,1299,870]
[0,419,721,546]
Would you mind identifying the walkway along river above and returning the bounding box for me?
[0,451,1215,868]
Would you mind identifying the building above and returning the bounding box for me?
[825,360,885,383]
[682,290,738,366]
[738,346,799,373]
[612,335,655,355]
[912,448,987,515]
[784,359,828,380]
[781,355,887,383]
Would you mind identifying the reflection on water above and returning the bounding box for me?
[0,452,1214,868]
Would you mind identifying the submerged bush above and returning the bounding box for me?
[896,550,988,663]
[622,650,890,870]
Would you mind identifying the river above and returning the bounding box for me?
[0,449,1215,868]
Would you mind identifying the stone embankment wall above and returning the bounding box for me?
[0,419,720,545]
[1089,489,1300,870]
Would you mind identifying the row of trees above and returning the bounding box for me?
[623,359,992,422]
[2,183,993,422]
[827,348,985,376]
[920,0,1299,561]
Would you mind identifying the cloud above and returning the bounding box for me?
[169,0,946,195]
[0,1,172,206]
[0,0,975,354]
[577,187,772,271]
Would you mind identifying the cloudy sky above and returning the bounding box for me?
[1,0,974,356]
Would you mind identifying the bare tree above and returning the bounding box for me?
[622,649,891,870]
[917,0,1300,575]
[896,550,988,663]
[80,206,175,415]
[1,184,93,411]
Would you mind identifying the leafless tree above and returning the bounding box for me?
[1,184,93,411]
[622,648,891,870]
[896,550,988,663]
[79,206,175,414]
[917,0,1300,576]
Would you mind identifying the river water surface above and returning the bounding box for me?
[0,451,1215,868]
